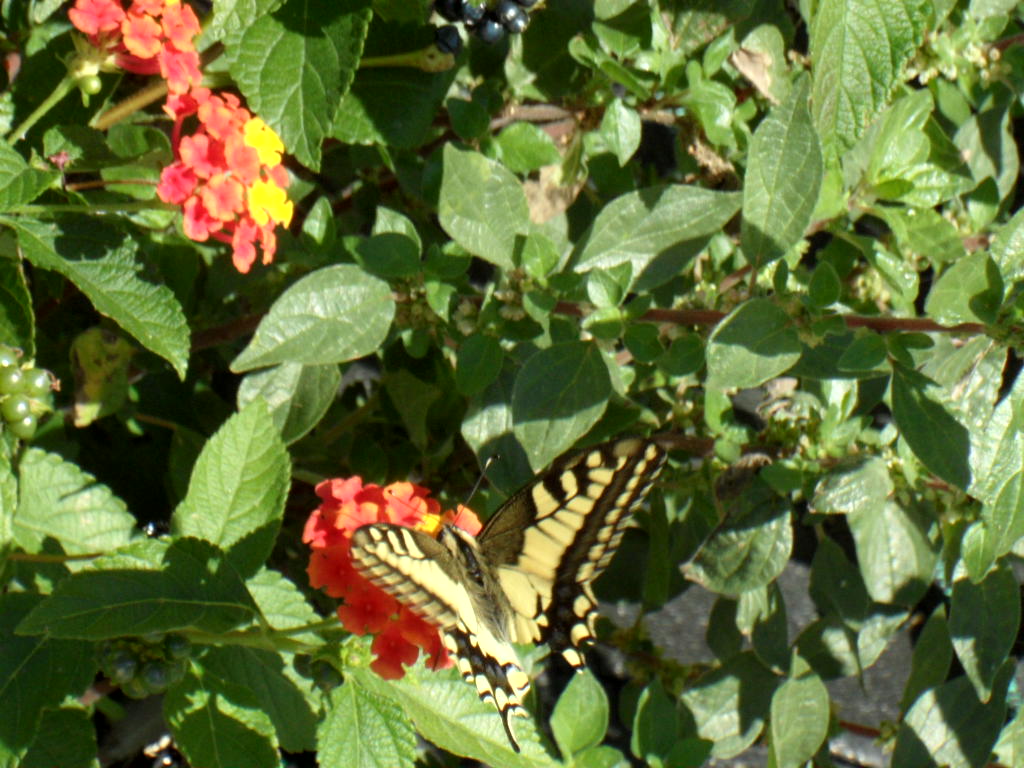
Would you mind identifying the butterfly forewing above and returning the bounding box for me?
[479,437,666,666]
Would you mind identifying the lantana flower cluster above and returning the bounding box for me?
[68,0,294,273]
[303,476,482,679]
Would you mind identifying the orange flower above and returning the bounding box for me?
[303,475,483,680]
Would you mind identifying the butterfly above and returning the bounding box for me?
[350,436,666,751]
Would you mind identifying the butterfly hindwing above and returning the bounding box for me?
[479,437,666,666]
[350,523,531,751]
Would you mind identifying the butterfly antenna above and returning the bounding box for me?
[462,454,497,509]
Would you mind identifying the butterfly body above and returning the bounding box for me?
[350,436,666,751]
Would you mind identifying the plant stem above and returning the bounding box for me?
[6,77,76,145]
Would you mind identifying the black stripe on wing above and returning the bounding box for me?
[480,437,666,666]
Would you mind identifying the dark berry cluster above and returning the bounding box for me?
[98,633,192,699]
[434,0,537,51]
[0,346,54,441]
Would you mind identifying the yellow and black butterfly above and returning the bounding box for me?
[350,436,666,752]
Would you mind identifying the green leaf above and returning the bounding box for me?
[745,583,790,672]
[237,362,341,445]
[949,562,1020,701]
[495,122,562,174]
[200,646,316,753]
[892,664,1012,768]
[0,142,56,211]
[684,479,792,596]
[890,365,971,489]
[809,0,927,154]
[631,679,678,762]
[351,666,557,767]
[383,369,442,450]
[925,252,1004,325]
[847,500,936,605]
[228,0,372,170]
[0,256,34,355]
[680,652,777,759]
[172,401,290,577]
[355,233,421,278]
[11,217,190,378]
[13,448,135,556]
[319,682,417,768]
[899,606,953,712]
[994,709,1024,768]
[741,78,822,266]
[20,707,96,768]
[706,299,801,389]
[572,745,630,768]
[657,333,704,377]
[245,567,321,641]
[456,334,504,396]
[551,670,608,757]
[0,594,96,761]
[807,261,841,307]
[461,368,534,496]
[808,537,870,622]
[16,538,256,639]
[334,64,456,149]
[231,264,395,372]
[836,333,888,372]
[598,99,642,166]
[570,186,741,281]
[166,664,279,768]
[812,457,893,516]
[769,655,829,768]
[438,144,531,270]
[511,341,611,470]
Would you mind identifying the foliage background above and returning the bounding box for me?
[2,0,1024,766]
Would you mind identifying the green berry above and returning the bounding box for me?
[2,396,30,423]
[0,347,17,369]
[121,677,149,699]
[23,369,51,399]
[8,414,36,440]
[140,661,169,694]
[108,651,139,684]
[163,633,191,661]
[80,75,102,95]
[0,367,24,395]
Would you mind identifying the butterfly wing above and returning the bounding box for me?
[350,523,530,751]
[478,437,666,667]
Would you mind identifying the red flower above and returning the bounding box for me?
[69,0,125,36]
[304,475,480,680]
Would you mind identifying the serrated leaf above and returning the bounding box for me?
[631,679,677,762]
[350,666,557,767]
[456,334,503,396]
[172,401,289,576]
[892,664,1012,768]
[570,185,741,280]
[900,606,953,712]
[166,664,279,768]
[201,646,316,753]
[438,144,531,270]
[320,682,417,768]
[684,480,792,596]
[231,264,394,372]
[706,299,801,389]
[552,670,607,757]
[228,0,372,170]
[741,78,822,265]
[890,364,971,489]
[20,707,97,768]
[16,538,256,639]
[847,500,936,605]
[0,142,56,211]
[0,594,96,761]
[810,0,928,154]
[680,652,776,759]
[812,457,893,516]
[11,217,189,378]
[769,656,829,768]
[13,447,135,556]
[237,362,340,445]
[949,563,1020,701]
[0,257,33,355]
[511,341,611,470]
